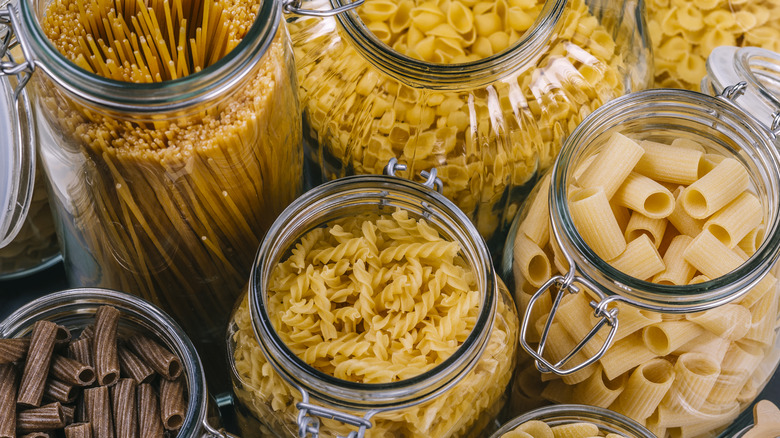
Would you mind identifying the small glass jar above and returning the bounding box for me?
[227,169,519,437]
[502,87,780,438]
[288,0,652,251]
[0,287,234,437]
[0,0,303,389]
[491,405,655,438]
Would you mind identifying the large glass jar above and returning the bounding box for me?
[491,405,655,438]
[0,0,302,390]
[289,0,652,251]
[227,169,519,437]
[0,288,235,437]
[502,88,780,438]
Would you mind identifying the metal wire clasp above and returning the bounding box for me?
[0,4,35,100]
[295,387,377,438]
[384,158,444,193]
[282,0,365,17]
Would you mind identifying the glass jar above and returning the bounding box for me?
[0,0,302,390]
[0,287,236,437]
[491,404,655,438]
[227,168,519,437]
[502,87,780,438]
[647,0,780,90]
[288,0,652,252]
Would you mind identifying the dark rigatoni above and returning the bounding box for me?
[127,336,181,380]
[137,384,164,438]
[54,325,72,348]
[79,326,94,342]
[118,346,155,384]
[50,355,95,387]
[0,338,30,364]
[111,379,137,438]
[0,364,17,438]
[84,387,115,438]
[43,379,77,404]
[93,307,120,387]
[61,404,75,424]
[20,433,51,438]
[67,339,93,368]
[17,402,66,432]
[158,378,186,431]
[18,320,58,407]
[64,423,92,438]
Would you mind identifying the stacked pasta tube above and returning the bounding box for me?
[500,420,628,438]
[230,209,519,437]
[290,0,631,243]
[510,132,779,438]
[0,306,187,437]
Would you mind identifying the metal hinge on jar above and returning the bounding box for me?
[0,4,35,99]
[716,81,780,138]
[282,0,365,17]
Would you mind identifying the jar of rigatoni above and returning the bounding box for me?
[0,0,302,390]
[0,288,235,437]
[490,405,655,438]
[286,0,652,252]
[227,164,519,437]
[501,87,780,438]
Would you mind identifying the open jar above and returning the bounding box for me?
[502,87,780,438]
[491,404,655,438]
[227,164,519,437]
[0,288,234,437]
[287,0,652,251]
[0,0,303,390]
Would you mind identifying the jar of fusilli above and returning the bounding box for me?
[0,0,302,391]
[287,0,651,253]
[227,163,519,437]
[490,405,655,438]
[501,86,780,438]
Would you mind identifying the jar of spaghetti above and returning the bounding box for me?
[501,87,780,438]
[227,162,519,437]
[491,405,655,438]
[287,0,651,252]
[0,288,236,437]
[0,0,302,390]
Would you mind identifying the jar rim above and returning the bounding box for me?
[248,175,497,410]
[551,88,780,312]
[0,288,211,435]
[18,0,281,112]
[331,0,566,88]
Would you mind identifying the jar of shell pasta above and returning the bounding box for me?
[227,163,519,437]
[0,288,236,437]
[0,0,302,390]
[287,0,652,252]
[501,87,780,438]
[490,404,655,438]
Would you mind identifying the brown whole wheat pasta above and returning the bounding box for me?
[111,379,138,438]
[17,402,66,432]
[93,306,120,386]
[78,326,94,342]
[18,320,58,407]
[159,377,186,430]
[0,338,30,364]
[84,386,115,438]
[61,404,75,424]
[54,325,72,348]
[137,383,165,438]
[50,354,96,386]
[118,345,155,384]
[64,423,92,438]
[128,335,181,380]
[68,339,93,368]
[43,379,78,404]
[0,364,17,438]
[20,433,51,438]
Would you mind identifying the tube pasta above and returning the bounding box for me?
[624,212,667,248]
[682,158,749,219]
[663,352,720,411]
[684,304,751,341]
[18,321,59,407]
[513,234,552,288]
[569,188,626,261]
[653,235,695,286]
[0,365,16,438]
[576,133,645,199]
[609,234,665,281]
[612,173,675,219]
[610,358,676,421]
[704,192,762,248]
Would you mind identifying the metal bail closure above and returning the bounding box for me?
[384,157,444,194]
[282,0,365,17]
[772,112,780,137]
[0,11,36,249]
[295,385,377,438]
[519,273,620,376]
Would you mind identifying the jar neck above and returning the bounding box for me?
[249,176,496,411]
[17,0,280,114]
[551,89,780,312]
[333,0,566,89]
[492,405,655,438]
[0,288,211,436]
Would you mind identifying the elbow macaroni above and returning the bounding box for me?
[510,132,780,437]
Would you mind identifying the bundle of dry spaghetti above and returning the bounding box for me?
[37,0,302,388]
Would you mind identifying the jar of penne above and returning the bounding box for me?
[0,288,236,437]
[0,0,303,390]
[227,163,519,437]
[286,0,651,253]
[490,404,655,438]
[502,87,780,438]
